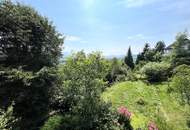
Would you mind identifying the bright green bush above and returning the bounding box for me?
[141,62,171,82]
[171,64,190,105]
[106,58,136,83]
[51,51,119,130]
[171,33,190,67]
[0,105,18,130]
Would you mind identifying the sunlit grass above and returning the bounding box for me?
[102,81,190,129]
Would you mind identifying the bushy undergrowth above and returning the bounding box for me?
[43,52,133,130]
[171,64,190,105]
[140,62,171,82]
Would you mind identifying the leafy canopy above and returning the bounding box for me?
[0,1,64,71]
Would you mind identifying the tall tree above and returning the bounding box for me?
[142,43,150,55]
[171,32,190,66]
[0,1,64,71]
[53,52,117,129]
[124,47,134,69]
[136,43,150,65]
[135,53,144,64]
[155,41,166,54]
[0,1,63,129]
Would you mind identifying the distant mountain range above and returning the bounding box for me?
[61,52,137,61]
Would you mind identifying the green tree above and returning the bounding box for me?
[136,42,165,65]
[124,47,134,69]
[135,43,150,65]
[171,65,190,105]
[142,43,150,56]
[171,32,190,67]
[0,67,59,130]
[106,57,132,83]
[52,52,117,130]
[0,1,63,71]
[135,53,144,65]
[0,104,17,130]
[0,1,63,129]
[144,49,156,62]
[155,41,166,54]
[140,62,171,82]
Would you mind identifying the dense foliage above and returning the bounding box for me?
[124,47,135,69]
[0,1,63,71]
[106,58,128,83]
[0,0,190,130]
[140,62,171,82]
[136,42,165,65]
[0,1,63,129]
[0,67,58,129]
[49,52,119,130]
[0,105,17,130]
[171,65,190,105]
[171,33,190,67]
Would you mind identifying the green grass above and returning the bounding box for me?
[102,81,190,130]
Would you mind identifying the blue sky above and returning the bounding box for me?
[16,0,190,55]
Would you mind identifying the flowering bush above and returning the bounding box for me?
[118,106,132,119]
[117,106,133,130]
[148,122,158,130]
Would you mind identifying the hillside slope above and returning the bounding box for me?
[102,81,190,130]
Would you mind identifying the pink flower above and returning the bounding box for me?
[148,122,158,130]
[118,106,131,119]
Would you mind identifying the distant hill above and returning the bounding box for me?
[60,52,137,62]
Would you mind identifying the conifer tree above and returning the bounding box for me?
[142,43,150,55]
[155,41,166,54]
[124,47,135,69]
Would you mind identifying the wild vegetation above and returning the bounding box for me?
[0,1,190,130]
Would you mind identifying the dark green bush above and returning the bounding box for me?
[141,62,171,82]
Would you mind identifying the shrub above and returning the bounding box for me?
[52,52,117,130]
[148,122,158,130]
[171,64,190,105]
[117,106,133,130]
[141,62,171,82]
[106,59,135,84]
[171,33,190,67]
[0,105,17,130]
[40,115,63,130]
[0,67,58,130]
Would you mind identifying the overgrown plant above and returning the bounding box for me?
[171,64,190,105]
[0,104,17,130]
[140,62,171,82]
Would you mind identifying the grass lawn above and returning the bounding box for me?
[102,81,190,130]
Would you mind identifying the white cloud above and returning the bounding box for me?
[65,35,81,42]
[127,34,152,40]
[119,0,159,8]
